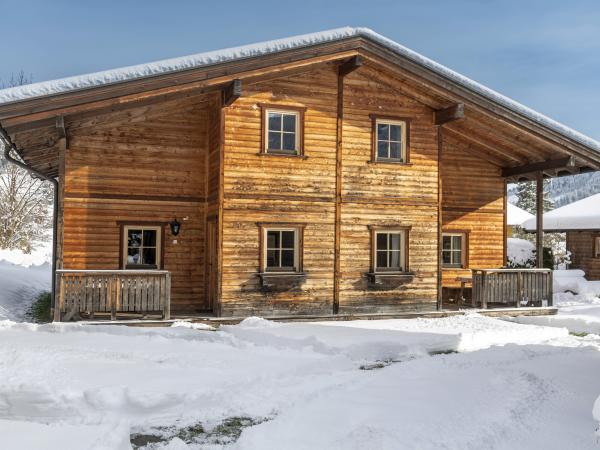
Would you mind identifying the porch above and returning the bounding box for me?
[55,268,553,322]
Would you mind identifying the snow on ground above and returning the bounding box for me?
[0,315,598,449]
[0,243,51,321]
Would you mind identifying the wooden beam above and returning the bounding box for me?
[501,156,575,178]
[222,79,242,107]
[338,55,364,77]
[333,68,345,314]
[536,171,544,269]
[434,103,464,125]
[55,116,68,150]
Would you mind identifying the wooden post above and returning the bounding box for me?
[110,274,116,320]
[536,171,544,268]
[436,127,443,310]
[333,70,344,315]
[53,273,64,322]
[163,272,171,320]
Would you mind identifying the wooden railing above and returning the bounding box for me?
[55,270,171,321]
[471,269,553,308]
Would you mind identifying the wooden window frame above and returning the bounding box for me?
[118,222,166,270]
[369,226,410,274]
[259,104,306,157]
[369,114,411,164]
[441,230,469,269]
[257,222,306,273]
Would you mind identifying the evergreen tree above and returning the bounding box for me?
[515,180,553,214]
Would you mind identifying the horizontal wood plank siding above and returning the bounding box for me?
[567,231,600,280]
[62,97,211,312]
[441,132,505,287]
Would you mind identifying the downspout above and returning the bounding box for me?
[0,124,59,315]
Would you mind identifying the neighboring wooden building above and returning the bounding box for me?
[1,28,599,317]
[524,193,600,280]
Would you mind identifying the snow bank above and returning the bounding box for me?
[507,237,534,266]
[0,27,598,154]
[553,269,600,296]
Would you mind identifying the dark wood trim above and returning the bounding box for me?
[369,225,411,274]
[64,192,206,203]
[257,223,305,273]
[441,229,470,269]
[118,222,166,270]
[502,156,575,178]
[433,103,464,125]
[338,55,364,77]
[259,103,306,156]
[369,114,411,163]
[222,79,242,107]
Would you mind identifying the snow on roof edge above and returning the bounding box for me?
[522,192,600,231]
[1,26,599,154]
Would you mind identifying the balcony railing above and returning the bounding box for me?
[55,270,171,321]
[471,268,553,308]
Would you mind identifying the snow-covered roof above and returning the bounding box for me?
[507,203,534,226]
[523,193,600,231]
[0,27,599,154]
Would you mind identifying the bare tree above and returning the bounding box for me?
[0,71,53,252]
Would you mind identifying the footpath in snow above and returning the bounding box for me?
[0,314,599,450]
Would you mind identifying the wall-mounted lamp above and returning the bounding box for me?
[170,218,181,236]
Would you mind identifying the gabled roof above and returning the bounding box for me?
[0,26,599,155]
[523,193,600,231]
[507,203,534,226]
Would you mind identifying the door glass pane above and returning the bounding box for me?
[281,250,295,268]
[266,250,279,268]
[128,248,141,265]
[268,113,281,131]
[390,250,401,269]
[143,247,156,265]
[390,142,401,160]
[281,231,295,248]
[268,132,281,150]
[376,233,388,250]
[267,231,279,249]
[282,132,296,151]
[282,114,296,132]
[143,230,156,247]
[128,230,142,247]
[376,250,388,268]
[390,233,401,251]
[377,123,389,141]
[390,124,401,141]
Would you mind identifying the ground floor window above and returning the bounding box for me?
[442,232,467,268]
[258,224,304,273]
[122,225,162,269]
[371,227,409,272]
[595,236,600,258]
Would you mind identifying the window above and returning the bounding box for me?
[595,236,600,258]
[373,230,407,272]
[442,233,466,268]
[122,225,162,269]
[261,227,302,272]
[372,117,409,162]
[265,109,300,154]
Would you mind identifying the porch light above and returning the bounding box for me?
[170,218,181,236]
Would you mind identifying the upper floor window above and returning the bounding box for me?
[442,232,466,268]
[372,229,408,272]
[371,116,409,163]
[122,225,162,269]
[260,105,305,156]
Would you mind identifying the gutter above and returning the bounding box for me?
[0,124,58,315]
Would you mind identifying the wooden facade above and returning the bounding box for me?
[2,29,599,317]
[567,231,600,280]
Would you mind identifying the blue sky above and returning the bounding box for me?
[1,0,599,139]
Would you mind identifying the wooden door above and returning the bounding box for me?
[206,219,218,313]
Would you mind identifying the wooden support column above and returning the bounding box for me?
[333,56,362,314]
[536,171,544,268]
[436,127,443,310]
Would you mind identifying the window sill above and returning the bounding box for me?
[367,160,412,166]
[125,264,159,270]
[366,271,415,289]
[442,266,467,270]
[258,151,307,159]
[257,272,307,291]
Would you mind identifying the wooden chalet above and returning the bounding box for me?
[1,27,599,320]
